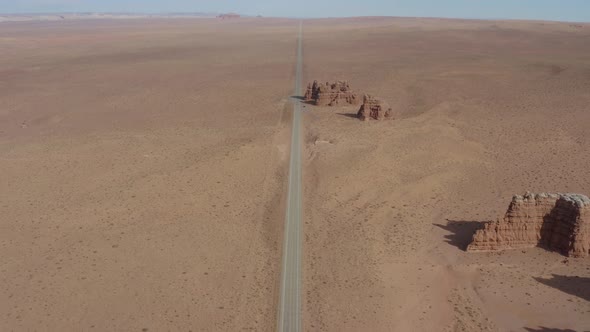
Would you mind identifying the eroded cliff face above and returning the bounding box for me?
[304,80,359,106]
[467,192,590,257]
[357,94,392,121]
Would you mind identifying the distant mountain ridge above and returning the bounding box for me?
[0,12,222,22]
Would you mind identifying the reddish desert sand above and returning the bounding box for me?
[0,18,297,331]
[1,16,590,332]
[302,17,590,332]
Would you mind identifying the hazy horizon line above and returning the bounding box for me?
[0,12,589,24]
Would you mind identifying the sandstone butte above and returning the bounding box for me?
[357,94,392,121]
[304,80,359,106]
[467,192,590,257]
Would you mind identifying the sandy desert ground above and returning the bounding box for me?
[1,18,297,331]
[302,17,590,331]
[1,16,590,332]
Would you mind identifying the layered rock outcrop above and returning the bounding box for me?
[304,80,359,106]
[467,192,590,257]
[357,94,392,121]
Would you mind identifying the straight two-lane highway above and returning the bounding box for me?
[277,21,303,332]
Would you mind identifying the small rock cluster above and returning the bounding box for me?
[304,80,393,121]
[467,192,590,257]
[357,94,392,121]
[304,80,359,106]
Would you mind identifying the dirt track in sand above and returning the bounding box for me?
[277,21,304,332]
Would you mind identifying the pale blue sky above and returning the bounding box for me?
[1,0,589,22]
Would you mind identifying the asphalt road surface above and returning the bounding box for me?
[277,21,303,332]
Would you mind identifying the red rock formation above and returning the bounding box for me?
[304,80,359,106]
[467,192,590,257]
[303,81,318,101]
[357,94,392,121]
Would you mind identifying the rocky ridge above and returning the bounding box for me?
[218,13,241,19]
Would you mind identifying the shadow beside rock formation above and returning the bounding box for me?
[434,220,487,251]
[290,96,316,106]
[335,112,359,119]
[534,274,590,302]
[524,327,577,332]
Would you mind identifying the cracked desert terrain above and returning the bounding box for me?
[1,17,590,331]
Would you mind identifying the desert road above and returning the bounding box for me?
[277,22,303,332]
